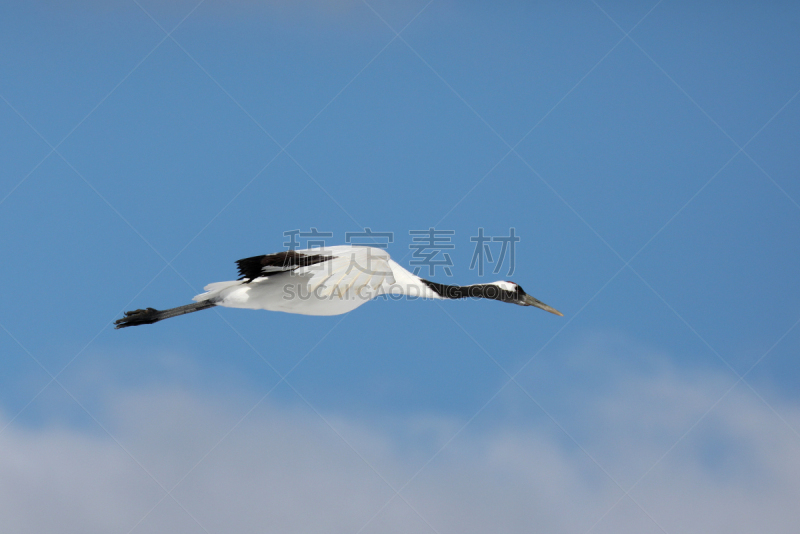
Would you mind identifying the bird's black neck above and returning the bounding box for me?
[421,280,520,303]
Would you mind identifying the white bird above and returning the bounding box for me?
[115,245,562,328]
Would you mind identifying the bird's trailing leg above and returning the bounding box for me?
[114,301,217,329]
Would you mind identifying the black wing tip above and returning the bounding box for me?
[235,250,336,282]
[114,308,161,329]
[235,255,267,282]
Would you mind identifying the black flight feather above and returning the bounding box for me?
[235,250,336,283]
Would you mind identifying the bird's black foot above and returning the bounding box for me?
[114,308,162,329]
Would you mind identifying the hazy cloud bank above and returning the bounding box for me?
[2,344,799,533]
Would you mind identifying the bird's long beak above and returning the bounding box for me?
[521,294,564,316]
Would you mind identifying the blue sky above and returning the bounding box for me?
[1,1,799,532]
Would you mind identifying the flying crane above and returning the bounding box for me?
[115,245,562,328]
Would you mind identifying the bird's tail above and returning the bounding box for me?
[114,301,217,329]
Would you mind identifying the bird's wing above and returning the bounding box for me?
[235,250,336,282]
[294,246,396,297]
[234,246,396,297]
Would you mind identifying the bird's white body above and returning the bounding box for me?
[192,246,441,316]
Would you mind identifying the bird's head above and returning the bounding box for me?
[486,281,564,316]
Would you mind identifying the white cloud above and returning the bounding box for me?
[2,340,800,533]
